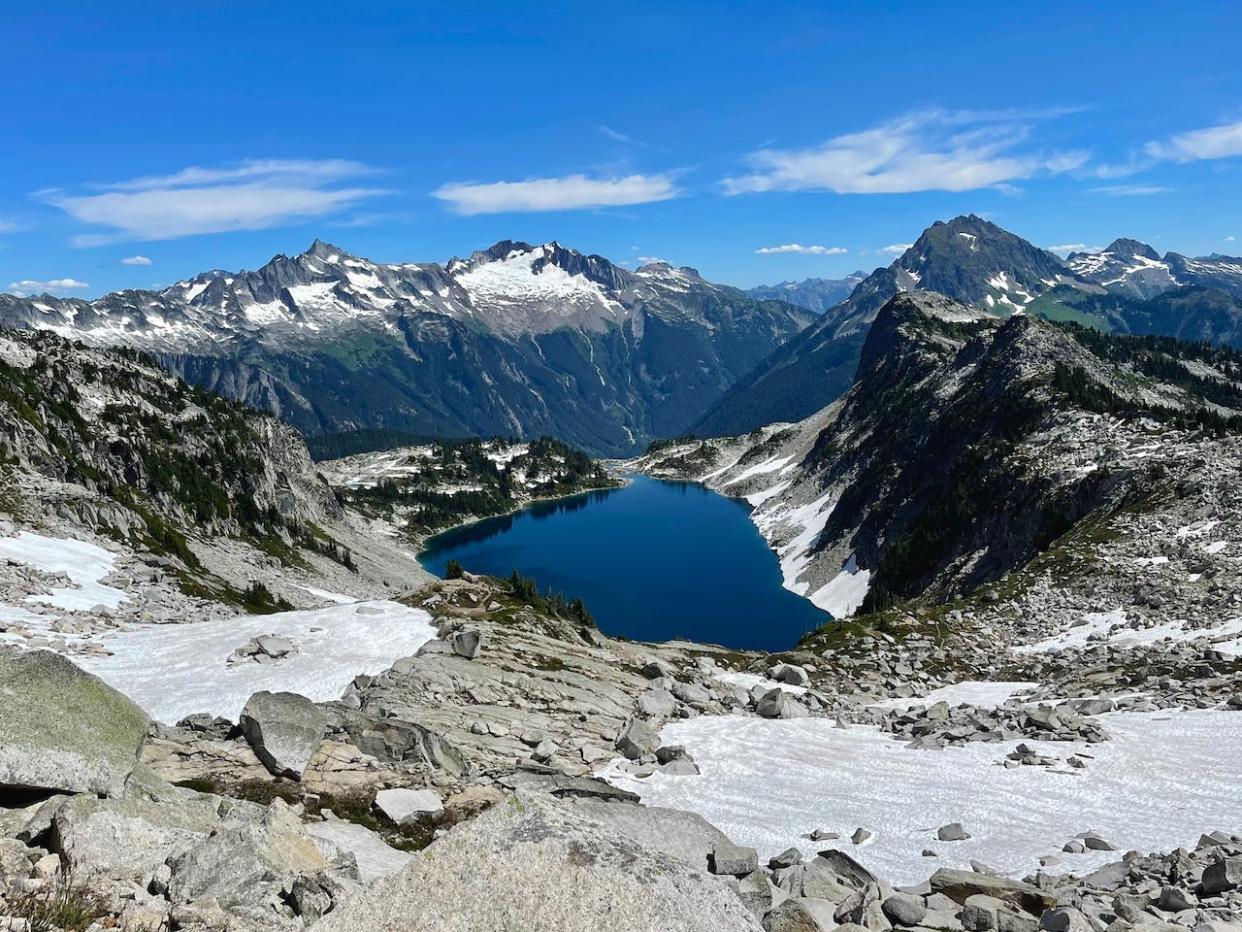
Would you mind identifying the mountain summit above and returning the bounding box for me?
[693,215,1242,436]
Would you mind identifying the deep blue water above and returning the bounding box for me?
[418,476,830,651]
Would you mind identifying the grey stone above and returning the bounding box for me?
[1157,886,1196,912]
[239,690,328,779]
[769,847,804,870]
[883,893,928,927]
[710,841,759,877]
[930,868,1056,914]
[1201,857,1242,895]
[1038,907,1094,932]
[814,849,878,889]
[451,629,482,659]
[0,648,149,797]
[313,793,764,932]
[638,688,677,718]
[373,787,443,824]
[615,718,660,760]
[765,897,833,932]
[938,822,972,841]
[756,688,789,719]
[306,819,413,884]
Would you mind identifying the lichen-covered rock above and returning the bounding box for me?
[0,648,149,797]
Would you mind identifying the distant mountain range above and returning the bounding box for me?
[4,219,1240,455]
[744,273,868,314]
[694,215,1242,436]
[0,241,813,456]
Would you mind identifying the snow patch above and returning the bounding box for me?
[604,709,1242,885]
[74,600,437,722]
[0,532,128,611]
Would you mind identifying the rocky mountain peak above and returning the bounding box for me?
[1102,238,1161,261]
[304,238,352,261]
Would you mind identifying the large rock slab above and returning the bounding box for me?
[314,793,764,932]
[239,690,328,780]
[50,793,223,884]
[0,648,149,797]
[929,868,1055,915]
[307,819,414,884]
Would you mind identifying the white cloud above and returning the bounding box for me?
[433,173,680,215]
[722,109,1086,196]
[1145,118,1242,162]
[121,255,152,266]
[45,159,387,243]
[637,256,670,265]
[1089,184,1170,197]
[1228,235,1237,242]
[98,159,376,192]
[755,243,847,255]
[0,217,19,234]
[7,277,89,297]
[879,243,913,255]
[598,125,638,145]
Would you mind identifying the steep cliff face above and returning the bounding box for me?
[637,291,1242,616]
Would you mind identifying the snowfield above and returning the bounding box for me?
[0,532,128,610]
[604,708,1242,886]
[74,600,437,723]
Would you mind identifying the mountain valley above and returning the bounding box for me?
[3,224,1242,932]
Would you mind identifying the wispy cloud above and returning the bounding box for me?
[1089,184,1171,197]
[598,125,639,145]
[7,277,89,296]
[637,255,669,265]
[722,108,1086,196]
[879,243,913,255]
[755,243,847,255]
[1145,118,1242,162]
[121,255,152,266]
[0,217,19,234]
[1228,235,1237,242]
[43,158,387,244]
[433,173,680,215]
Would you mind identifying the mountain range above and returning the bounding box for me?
[0,241,812,456]
[3,217,1241,456]
[693,216,1242,436]
[744,273,868,314]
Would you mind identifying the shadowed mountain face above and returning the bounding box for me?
[693,216,1242,438]
[0,241,813,456]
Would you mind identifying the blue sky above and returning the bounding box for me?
[3,0,1241,297]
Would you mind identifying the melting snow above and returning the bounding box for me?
[869,681,1038,710]
[0,532,128,611]
[808,554,870,617]
[605,709,1242,885]
[74,600,436,722]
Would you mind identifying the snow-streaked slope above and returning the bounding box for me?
[74,600,436,722]
[605,709,1242,885]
